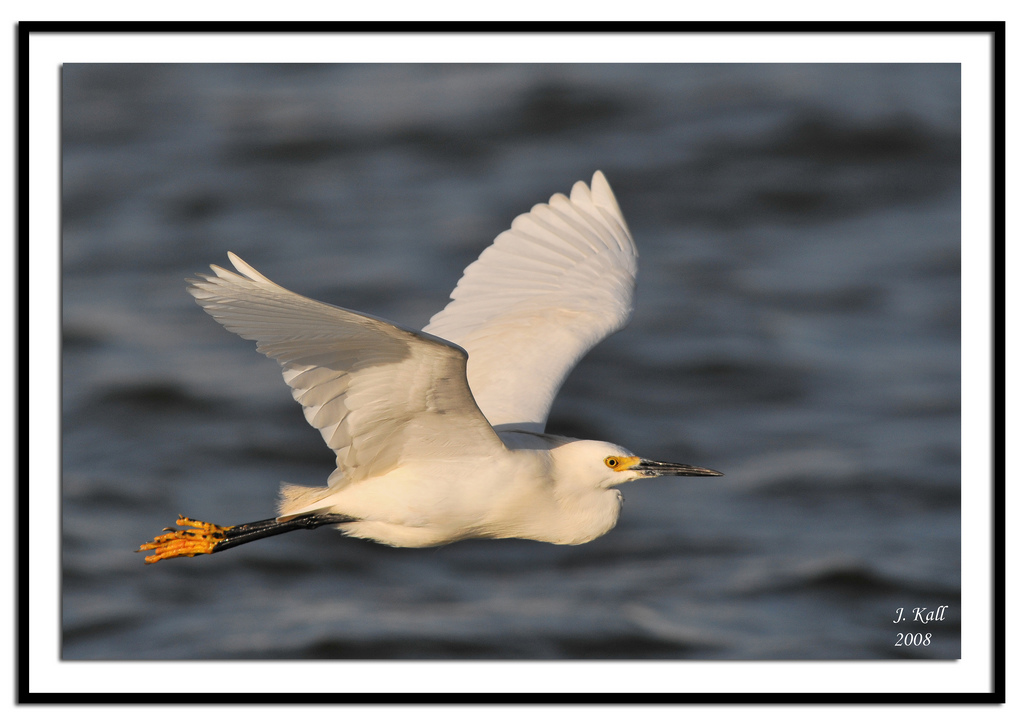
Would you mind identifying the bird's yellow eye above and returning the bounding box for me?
[605,455,639,471]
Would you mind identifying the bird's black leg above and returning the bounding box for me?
[138,513,355,563]
[212,514,356,552]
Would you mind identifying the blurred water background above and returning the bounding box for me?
[61,63,961,660]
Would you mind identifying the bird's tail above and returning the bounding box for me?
[277,483,337,521]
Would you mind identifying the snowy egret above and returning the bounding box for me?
[139,171,721,563]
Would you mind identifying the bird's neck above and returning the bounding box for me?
[518,486,622,546]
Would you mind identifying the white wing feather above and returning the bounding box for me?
[188,253,504,488]
[423,171,637,433]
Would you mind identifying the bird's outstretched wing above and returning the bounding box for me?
[188,253,504,486]
[423,171,637,433]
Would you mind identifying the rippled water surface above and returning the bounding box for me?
[62,63,961,660]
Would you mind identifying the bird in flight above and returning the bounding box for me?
[139,171,721,563]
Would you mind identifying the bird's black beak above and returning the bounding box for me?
[630,458,723,477]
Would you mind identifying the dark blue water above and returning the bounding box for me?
[62,63,961,659]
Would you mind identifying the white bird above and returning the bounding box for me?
[139,171,721,563]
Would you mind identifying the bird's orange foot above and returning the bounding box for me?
[137,515,233,564]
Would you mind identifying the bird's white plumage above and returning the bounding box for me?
[188,254,504,491]
[155,171,721,553]
[424,171,637,432]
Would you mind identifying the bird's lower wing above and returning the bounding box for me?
[188,253,504,484]
[423,171,638,433]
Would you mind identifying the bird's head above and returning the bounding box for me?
[554,439,722,490]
